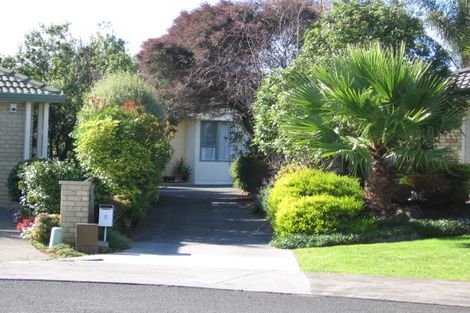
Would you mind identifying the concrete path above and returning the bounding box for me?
[0,209,48,262]
[0,187,310,294]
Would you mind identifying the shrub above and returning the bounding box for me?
[272,219,470,249]
[400,163,470,209]
[31,213,60,245]
[271,233,365,249]
[267,168,364,220]
[74,105,172,225]
[108,229,132,251]
[274,195,365,236]
[18,160,83,214]
[7,160,36,202]
[82,72,165,119]
[251,186,272,215]
[230,153,270,195]
[47,244,86,258]
[411,219,470,238]
[173,157,191,182]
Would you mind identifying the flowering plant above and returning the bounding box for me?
[16,216,35,233]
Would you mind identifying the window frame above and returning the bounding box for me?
[199,120,233,162]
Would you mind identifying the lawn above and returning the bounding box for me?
[294,235,470,281]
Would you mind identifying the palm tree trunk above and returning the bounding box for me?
[364,147,394,217]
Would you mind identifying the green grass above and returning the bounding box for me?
[294,235,470,281]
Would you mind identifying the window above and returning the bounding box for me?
[200,121,233,161]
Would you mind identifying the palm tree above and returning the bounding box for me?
[283,44,463,217]
[410,0,469,67]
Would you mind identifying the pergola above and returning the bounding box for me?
[0,67,65,159]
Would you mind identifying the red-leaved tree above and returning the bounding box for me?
[138,0,326,134]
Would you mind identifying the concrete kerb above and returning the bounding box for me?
[306,272,470,308]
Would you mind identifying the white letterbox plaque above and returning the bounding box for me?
[99,206,114,227]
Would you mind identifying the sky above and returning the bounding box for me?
[0,0,219,57]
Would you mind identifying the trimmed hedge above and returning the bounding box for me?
[274,195,365,236]
[267,168,364,221]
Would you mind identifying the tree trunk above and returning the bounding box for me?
[462,53,470,68]
[364,147,394,217]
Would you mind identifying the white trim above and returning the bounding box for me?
[36,103,44,157]
[23,102,32,160]
[41,102,50,158]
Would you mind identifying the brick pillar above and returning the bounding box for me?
[59,178,94,244]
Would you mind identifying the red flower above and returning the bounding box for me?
[16,217,35,232]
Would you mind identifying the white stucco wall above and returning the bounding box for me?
[164,117,234,185]
[164,119,189,178]
[192,119,232,185]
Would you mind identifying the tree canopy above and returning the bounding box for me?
[409,0,469,67]
[138,0,324,134]
[1,23,136,159]
[252,0,452,167]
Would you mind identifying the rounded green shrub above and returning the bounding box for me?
[18,160,83,214]
[267,168,364,220]
[74,105,172,225]
[274,195,364,236]
[230,153,270,195]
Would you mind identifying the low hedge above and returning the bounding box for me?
[272,219,470,249]
[274,195,365,236]
[267,168,364,221]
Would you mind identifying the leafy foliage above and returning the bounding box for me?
[282,44,464,215]
[274,194,366,236]
[108,229,132,251]
[173,157,191,182]
[409,0,470,67]
[82,72,165,119]
[47,244,86,258]
[230,153,270,195]
[0,23,136,158]
[400,163,470,209]
[138,0,323,134]
[31,213,60,245]
[267,168,364,220]
[301,0,450,73]
[18,159,83,215]
[7,160,35,202]
[252,0,451,167]
[272,219,470,249]
[74,103,172,224]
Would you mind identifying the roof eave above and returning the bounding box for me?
[0,93,66,103]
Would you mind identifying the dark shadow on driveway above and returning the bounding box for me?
[127,186,272,256]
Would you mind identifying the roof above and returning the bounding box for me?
[0,67,65,103]
[455,67,470,93]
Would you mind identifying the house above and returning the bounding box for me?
[436,68,470,162]
[0,67,65,208]
[164,113,243,185]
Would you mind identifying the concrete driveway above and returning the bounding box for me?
[120,186,295,271]
[67,186,311,293]
[0,209,48,262]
